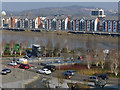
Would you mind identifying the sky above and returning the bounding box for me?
[0,0,119,12]
[1,0,119,2]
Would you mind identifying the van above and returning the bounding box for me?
[17,58,28,64]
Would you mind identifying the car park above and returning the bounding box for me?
[43,65,56,72]
[8,61,17,66]
[19,64,30,69]
[63,70,75,76]
[36,68,51,75]
[84,76,98,82]
[1,68,11,75]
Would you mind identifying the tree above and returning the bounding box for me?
[9,40,15,55]
[1,40,6,55]
[109,49,119,76]
[86,50,93,69]
[95,49,105,69]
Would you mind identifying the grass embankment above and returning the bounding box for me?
[77,68,120,78]
[56,64,120,78]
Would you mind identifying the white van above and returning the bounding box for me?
[17,58,28,64]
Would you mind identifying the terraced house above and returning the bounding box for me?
[1,15,120,33]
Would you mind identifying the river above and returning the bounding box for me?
[1,30,118,50]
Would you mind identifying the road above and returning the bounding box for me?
[27,68,119,86]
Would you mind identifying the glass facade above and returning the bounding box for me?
[80,19,85,31]
[118,21,120,32]
[113,21,117,32]
[108,21,111,32]
[92,11,99,16]
[71,20,74,30]
[62,20,65,30]
[76,20,79,31]
[58,20,61,30]
[24,20,28,28]
[102,20,106,32]
[32,20,35,29]
[49,20,51,29]
[87,21,90,31]
[52,19,57,30]
[17,20,20,28]
[91,20,95,31]
[45,19,47,29]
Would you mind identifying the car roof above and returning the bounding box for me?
[42,68,49,70]
[67,70,75,72]
[89,76,98,77]
[46,65,55,67]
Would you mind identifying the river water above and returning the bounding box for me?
[1,31,118,50]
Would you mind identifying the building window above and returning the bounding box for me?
[49,20,51,29]
[24,20,28,28]
[92,11,99,16]
[91,20,95,31]
[108,21,111,32]
[62,20,65,30]
[52,19,57,30]
[80,19,85,31]
[118,21,120,32]
[58,20,61,30]
[71,20,74,30]
[45,20,47,29]
[76,20,79,31]
[100,11,102,15]
[113,21,116,32]
[32,20,35,29]
[102,20,106,32]
[87,21,90,31]
[17,20,20,28]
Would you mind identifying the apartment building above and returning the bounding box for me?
[1,15,120,33]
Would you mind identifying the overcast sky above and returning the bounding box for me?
[0,0,119,12]
[1,0,119,2]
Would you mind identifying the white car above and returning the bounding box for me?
[8,61,17,66]
[36,68,51,75]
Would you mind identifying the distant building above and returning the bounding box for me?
[1,15,120,33]
[91,8,106,18]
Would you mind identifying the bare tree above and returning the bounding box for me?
[109,49,119,76]
[1,40,6,55]
[86,50,93,69]
[9,40,15,55]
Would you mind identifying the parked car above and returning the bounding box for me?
[40,63,47,66]
[8,61,17,66]
[36,68,51,75]
[63,70,75,76]
[84,76,98,82]
[63,73,72,79]
[19,64,30,69]
[98,74,108,80]
[1,68,11,75]
[44,65,56,72]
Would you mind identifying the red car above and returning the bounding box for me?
[19,64,30,69]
